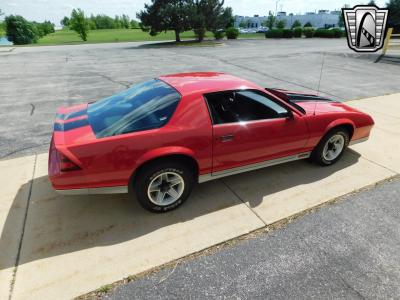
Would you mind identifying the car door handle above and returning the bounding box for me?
[219,134,235,142]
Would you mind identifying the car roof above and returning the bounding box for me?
[158,72,261,96]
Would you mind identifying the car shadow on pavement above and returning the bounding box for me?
[0,151,361,270]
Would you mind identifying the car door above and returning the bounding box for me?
[205,90,310,175]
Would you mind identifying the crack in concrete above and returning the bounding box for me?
[348,149,399,175]
[96,73,132,89]
[337,273,366,300]
[0,143,48,160]
[221,179,267,226]
[29,104,35,116]
[8,154,37,300]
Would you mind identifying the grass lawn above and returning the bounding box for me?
[238,33,266,39]
[36,29,213,45]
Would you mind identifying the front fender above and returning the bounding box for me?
[324,118,355,136]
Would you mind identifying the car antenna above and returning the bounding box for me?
[315,52,325,116]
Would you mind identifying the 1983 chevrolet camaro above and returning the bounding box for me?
[49,72,374,212]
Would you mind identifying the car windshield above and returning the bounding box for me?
[87,79,181,138]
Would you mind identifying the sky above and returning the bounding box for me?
[0,0,387,25]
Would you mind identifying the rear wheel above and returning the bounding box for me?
[133,161,195,213]
[311,127,350,166]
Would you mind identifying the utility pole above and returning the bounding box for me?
[275,0,280,16]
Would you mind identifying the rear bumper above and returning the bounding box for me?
[56,185,128,195]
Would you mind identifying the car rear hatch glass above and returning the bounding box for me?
[87,79,181,138]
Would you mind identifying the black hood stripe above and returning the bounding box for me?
[54,118,89,131]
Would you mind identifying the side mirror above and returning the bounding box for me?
[279,110,294,120]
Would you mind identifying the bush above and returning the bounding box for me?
[275,20,286,29]
[331,28,343,38]
[303,27,315,38]
[292,20,302,29]
[293,27,302,38]
[314,29,331,38]
[282,29,293,38]
[213,30,225,40]
[314,28,343,38]
[303,22,313,28]
[194,28,206,41]
[225,27,239,39]
[5,15,38,44]
[265,29,283,38]
[32,21,55,38]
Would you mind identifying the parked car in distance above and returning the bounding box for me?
[256,27,268,33]
[49,72,374,212]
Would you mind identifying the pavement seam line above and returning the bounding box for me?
[221,179,267,226]
[348,148,399,175]
[8,154,38,300]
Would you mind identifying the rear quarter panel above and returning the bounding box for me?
[58,93,213,189]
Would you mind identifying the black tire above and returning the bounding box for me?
[311,127,350,166]
[132,160,195,213]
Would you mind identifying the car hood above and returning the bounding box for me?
[266,88,361,115]
[294,100,361,115]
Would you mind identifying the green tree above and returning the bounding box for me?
[0,9,5,36]
[87,17,97,30]
[113,15,122,29]
[32,21,55,37]
[5,15,38,44]
[130,19,139,29]
[220,6,234,28]
[338,4,350,27]
[387,0,400,32]
[92,15,114,29]
[291,20,301,28]
[70,8,89,41]
[137,0,193,42]
[303,21,313,28]
[239,20,248,28]
[264,11,276,30]
[275,19,286,29]
[61,16,70,27]
[191,0,231,42]
[368,0,376,5]
[121,14,131,29]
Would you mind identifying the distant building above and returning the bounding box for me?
[235,10,341,29]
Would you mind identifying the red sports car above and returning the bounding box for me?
[49,72,374,212]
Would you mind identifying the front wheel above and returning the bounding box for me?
[311,128,350,166]
[133,161,195,213]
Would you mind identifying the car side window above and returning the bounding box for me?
[205,90,289,125]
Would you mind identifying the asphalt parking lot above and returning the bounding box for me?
[1,38,400,159]
[1,39,400,299]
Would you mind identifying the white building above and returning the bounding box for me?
[235,10,341,29]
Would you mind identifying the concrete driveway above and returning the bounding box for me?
[0,92,399,299]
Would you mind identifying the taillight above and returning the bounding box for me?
[60,153,81,172]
